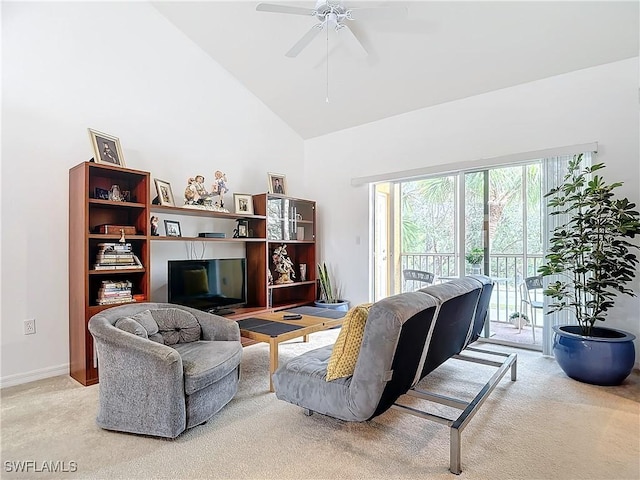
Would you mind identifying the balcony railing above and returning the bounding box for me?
[400,253,545,324]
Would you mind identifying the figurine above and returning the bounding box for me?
[211,170,228,208]
[272,244,295,284]
[150,216,159,236]
[119,228,126,243]
[183,173,229,212]
[184,175,208,205]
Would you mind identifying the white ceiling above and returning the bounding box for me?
[153,1,639,139]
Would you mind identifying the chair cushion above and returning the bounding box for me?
[326,303,372,382]
[131,309,160,336]
[152,308,201,345]
[114,317,148,339]
[173,341,243,395]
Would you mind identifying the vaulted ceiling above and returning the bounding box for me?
[153,1,639,139]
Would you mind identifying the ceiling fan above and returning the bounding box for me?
[256,1,408,58]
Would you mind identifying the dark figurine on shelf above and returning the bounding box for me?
[150,216,159,236]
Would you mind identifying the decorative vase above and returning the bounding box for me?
[314,300,350,312]
[299,264,307,282]
[552,325,636,386]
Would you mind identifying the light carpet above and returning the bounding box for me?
[1,330,639,480]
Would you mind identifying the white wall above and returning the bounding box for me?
[2,3,638,387]
[0,2,304,386]
[304,58,640,351]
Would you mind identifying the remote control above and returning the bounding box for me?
[283,313,302,320]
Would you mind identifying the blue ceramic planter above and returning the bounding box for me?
[553,325,636,386]
[314,300,350,312]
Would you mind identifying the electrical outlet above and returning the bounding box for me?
[24,319,36,335]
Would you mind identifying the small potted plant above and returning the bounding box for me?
[314,262,349,312]
[465,247,484,274]
[509,312,530,329]
[539,154,640,385]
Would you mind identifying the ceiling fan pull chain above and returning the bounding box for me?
[326,20,330,103]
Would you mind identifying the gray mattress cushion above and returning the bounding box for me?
[273,345,353,417]
[173,340,242,395]
[274,291,440,421]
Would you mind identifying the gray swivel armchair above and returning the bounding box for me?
[88,302,242,438]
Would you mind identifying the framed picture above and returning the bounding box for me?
[235,219,249,238]
[164,220,181,237]
[94,187,110,200]
[154,179,175,206]
[234,193,254,215]
[88,128,126,167]
[267,172,287,195]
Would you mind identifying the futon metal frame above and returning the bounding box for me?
[391,346,517,474]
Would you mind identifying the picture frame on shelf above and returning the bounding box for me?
[267,172,287,195]
[164,220,181,237]
[154,179,176,206]
[235,219,249,238]
[234,193,254,215]
[94,187,110,200]
[88,128,126,167]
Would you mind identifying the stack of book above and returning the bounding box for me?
[94,243,142,270]
[96,280,134,305]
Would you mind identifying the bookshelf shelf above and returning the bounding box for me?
[69,162,150,386]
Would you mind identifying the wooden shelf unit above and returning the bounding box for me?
[69,162,151,386]
[70,163,318,385]
[250,193,317,311]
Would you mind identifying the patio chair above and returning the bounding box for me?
[519,275,543,342]
[403,269,435,292]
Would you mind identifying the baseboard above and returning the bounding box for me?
[0,364,69,389]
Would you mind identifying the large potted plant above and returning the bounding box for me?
[314,262,349,312]
[539,154,640,385]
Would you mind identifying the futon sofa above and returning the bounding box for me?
[272,276,516,473]
[88,303,242,438]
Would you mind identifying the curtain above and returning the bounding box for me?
[541,152,593,355]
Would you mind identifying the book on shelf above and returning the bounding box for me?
[95,257,136,264]
[96,297,136,306]
[94,264,142,270]
[100,280,133,288]
[96,278,134,305]
[94,254,142,270]
[97,243,133,253]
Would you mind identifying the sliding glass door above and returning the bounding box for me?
[373,161,544,349]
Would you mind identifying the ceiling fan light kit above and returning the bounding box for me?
[256,1,407,58]
[256,1,408,102]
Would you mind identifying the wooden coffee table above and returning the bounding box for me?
[237,312,343,392]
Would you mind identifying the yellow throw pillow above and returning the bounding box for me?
[326,303,373,382]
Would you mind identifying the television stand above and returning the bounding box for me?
[208,308,236,316]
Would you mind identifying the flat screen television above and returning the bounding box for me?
[168,258,247,314]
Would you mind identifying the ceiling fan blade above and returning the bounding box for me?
[347,6,408,21]
[285,24,324,58]
[256,3,316,16]
[338,24,368,57]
